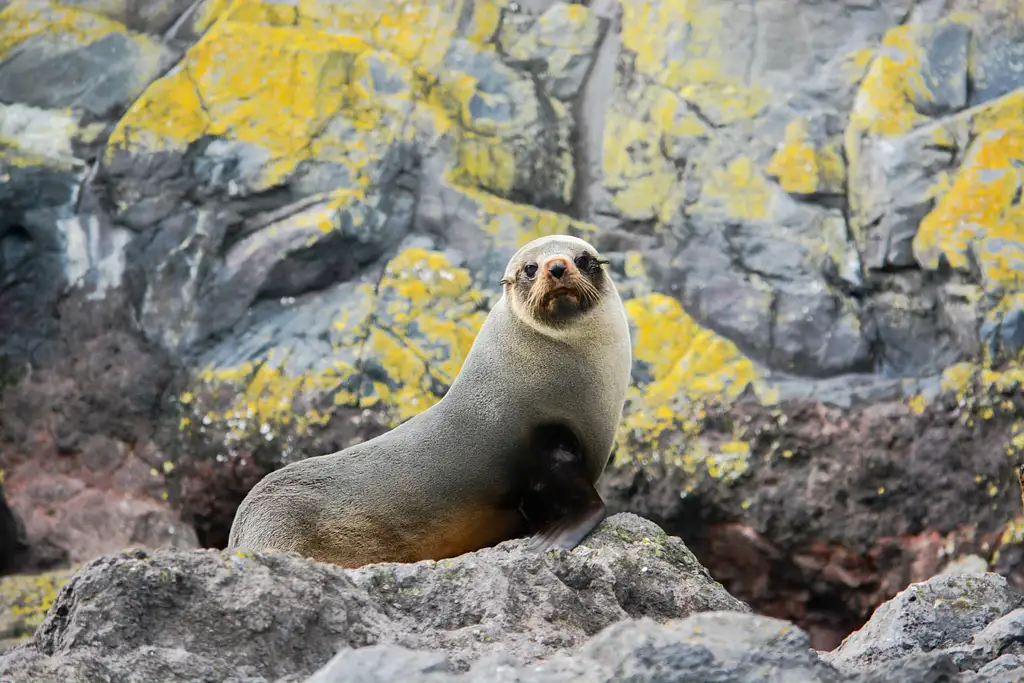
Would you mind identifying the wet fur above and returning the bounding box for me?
[228,235,633,567]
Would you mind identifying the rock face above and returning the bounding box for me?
[0,514,750,681]
[1,516,1023,683]
[5,0,1024,649]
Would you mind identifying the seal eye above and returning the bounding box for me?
[574,253,592,271]
[523,263,539,279]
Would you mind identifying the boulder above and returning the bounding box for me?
[2,525,1024,683]
[0,514,748,682]
[825,572,1024,672]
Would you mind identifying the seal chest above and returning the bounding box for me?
[228,234,633,567]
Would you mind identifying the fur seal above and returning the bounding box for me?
[227,234,633,567]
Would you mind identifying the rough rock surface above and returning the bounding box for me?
[2,518,1024,682]
[5,0,1024,650]
[825,572,1024,673]
[602,393,1024,649]
[0,514,749,681]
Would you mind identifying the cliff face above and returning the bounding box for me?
[3,0,1024,649]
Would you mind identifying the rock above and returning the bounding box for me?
[0,289,200,571]
[314,613,855,683]
[0,566,77,654]
[5,546,1022,682]
[0,514,748,682]
[601,391,1024,651]
[825,572,1024,672]
[0,1,178,119]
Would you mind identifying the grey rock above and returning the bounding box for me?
[943,608,1024,672]
[826,572,1024,673]
[770,287,872,377]
[57,0,200,36]
[964,655,1024,683]
[498,3,605,101]
[0,2,177,119]
[915,19,971,117]
[968,34,1024,107]
[857,653,960,683]
[0,514,749,683]
[936,554,990,578]
[305,610,981,683]
[762,372,941,409]
[306,646,452,683]
[865,272,967,377]
[848,119,965,271]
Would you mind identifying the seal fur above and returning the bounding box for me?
[228,234,633,567]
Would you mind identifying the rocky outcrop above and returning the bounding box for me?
[0,514,749,680]
[602,393,1024,649]
[5,0,1024,649]
[1,516,1023,683]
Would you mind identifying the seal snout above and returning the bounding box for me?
[542,255,573,280]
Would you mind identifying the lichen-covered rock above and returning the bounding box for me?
[0,566,76,653]
[825,573,1024,673]
[0,514,748,682]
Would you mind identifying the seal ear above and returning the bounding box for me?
[500,277,512,287]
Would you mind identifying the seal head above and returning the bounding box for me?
[500,235,611,334]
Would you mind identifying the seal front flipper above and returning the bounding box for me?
[525,490,606,553]
[520,439,608,554]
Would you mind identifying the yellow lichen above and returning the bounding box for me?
[619,0,769,124]
[463,182,595,247]
[697,156,773,221]
[999,517,1024,547]
[615,292,766,486]
[183,246,488,443]
[362,247,488,422]
[602,103,682,222]
[766,119,846,195]
[842,47,875,84]
[847,24,929,139]
[605,0,770,221]
[451,136,517,196]
[107,0,562,199]
[0,567,77,645]
[912,96,1024,293]
[940,361,977,397]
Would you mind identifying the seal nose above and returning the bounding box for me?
[548,258,568,279]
